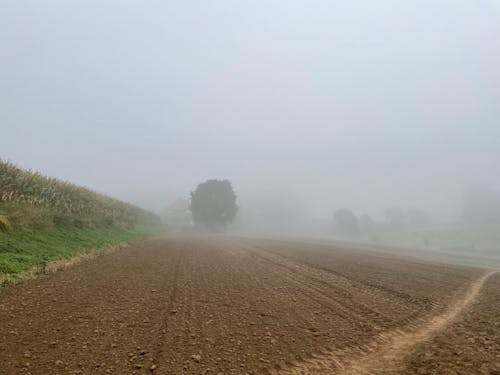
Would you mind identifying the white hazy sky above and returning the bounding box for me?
[1,0,499,219]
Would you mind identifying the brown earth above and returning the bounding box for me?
[400,272,500,375]
[0,236,495,374]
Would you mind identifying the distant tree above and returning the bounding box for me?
[359,214,376,233]
[333,209,359,236]
[237,190,307,234]
[406,209,432,227]
[190,179,238,231]
[385,207,406,228]
[161,198,191,231]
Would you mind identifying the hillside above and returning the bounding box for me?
[0,159,160,230]
[0,159,163,282]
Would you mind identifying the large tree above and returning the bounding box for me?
[359,214,376,233]
[333,208,359,236]
[190,179,238,231]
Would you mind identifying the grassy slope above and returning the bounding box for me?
[0,226,163,278]
[0,160,165,282]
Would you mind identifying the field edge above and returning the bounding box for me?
[0,225,166,285]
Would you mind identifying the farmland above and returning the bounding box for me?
[401,271,500,374]
[0,236,496,374]
[0,160,160,230]
[0,160,162,282]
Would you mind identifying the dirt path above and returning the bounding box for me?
[0,236,487,374]
[401,272,500,374]
[277,270,498,375]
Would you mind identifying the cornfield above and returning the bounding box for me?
[0,159,160,229]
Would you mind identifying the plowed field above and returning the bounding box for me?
[0,236,496,374]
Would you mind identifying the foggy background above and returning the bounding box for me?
[2,1,500,232]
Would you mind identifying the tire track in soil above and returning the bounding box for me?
[251,243,432,307]
[227,242,322,368]
[0,237,484,375]
[276,270,499,375]
[179,244,196,368]
[234,242,415,370]
[151,241,186,368]
[242,246,366,330]
[248,252,373,328]
[244,245,418,331]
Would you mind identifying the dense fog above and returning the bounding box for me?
[2,1,500,243]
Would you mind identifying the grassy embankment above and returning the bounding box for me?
[0,160,164,283]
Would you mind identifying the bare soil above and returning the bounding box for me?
[400,272,500,375]
[0,236,494,374]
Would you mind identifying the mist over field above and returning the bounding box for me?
[3,3,500,373]
[2,1,500,242]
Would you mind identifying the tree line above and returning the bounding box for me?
[331,207,433,237]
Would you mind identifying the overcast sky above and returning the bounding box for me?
[1,0,499,219]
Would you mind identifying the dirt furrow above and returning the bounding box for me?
[276,270,498,375]
[0,236,488,375]
[151,241,185,368]
[246,245,399,327]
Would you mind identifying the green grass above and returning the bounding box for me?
[0,225,165,277]
[0,160,165,283]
